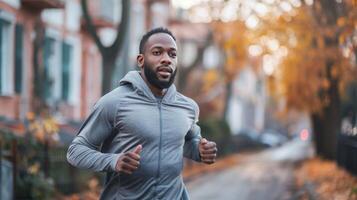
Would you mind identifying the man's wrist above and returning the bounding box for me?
[111,153,123,171]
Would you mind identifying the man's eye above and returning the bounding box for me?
[169,52,177,58]
[153,51,161,55]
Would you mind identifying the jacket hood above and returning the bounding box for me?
[119,71,177,103]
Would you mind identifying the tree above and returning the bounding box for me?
[259,0,356,159]
[211,21,250,120]
[177,31,213,93]
[181,2,251,120]
[193,0,356,159]
[81,0,130,94]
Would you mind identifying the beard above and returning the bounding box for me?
[143,63,177,89]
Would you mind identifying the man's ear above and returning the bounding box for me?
[137,54,144,68]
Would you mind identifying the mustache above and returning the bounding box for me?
[157,65,174,73]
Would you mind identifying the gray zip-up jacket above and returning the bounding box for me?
[67,71,202,200]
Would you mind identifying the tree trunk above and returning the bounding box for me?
[223,81,233,121]
[309,0,343,160]
[177,32,213,93]
[101,58,116,94]
[33,17,46,113]
[311,60,341,160]
[311,105,340,160]
[81,0,130,95]
[177,67,192,93]
[311,113,323,156]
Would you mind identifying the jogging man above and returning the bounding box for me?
[67,27,217,200]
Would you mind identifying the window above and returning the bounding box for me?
[0,20,2,94]
[101,0,121,24]
[2,0,20,9]
[150,3,169,28]
[61,42,72,101]
[43,36,56,101]
[130,3,144,65]
[42,27,78,106]
[14,24,23,94]
[0,18,14,95]
[43,34,75,104]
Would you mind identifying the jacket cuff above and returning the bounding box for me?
[110,153,123,172]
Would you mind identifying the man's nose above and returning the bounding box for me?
[160,53,172,65]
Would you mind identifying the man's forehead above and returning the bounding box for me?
[146,33,177,50]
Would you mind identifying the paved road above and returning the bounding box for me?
[186,139,314,200]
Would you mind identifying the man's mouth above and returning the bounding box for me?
[157,66,173,79]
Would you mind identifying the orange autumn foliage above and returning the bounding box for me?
[296,158,357,200]
[212,21,249,82]
[213,0,356,115]
[257,2,357,114]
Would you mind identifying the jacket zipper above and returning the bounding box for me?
[156,100,163,180]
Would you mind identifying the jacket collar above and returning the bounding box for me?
[119,71,177,103]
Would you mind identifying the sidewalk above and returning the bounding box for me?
[186,139,314,200]
[183,152,256,181]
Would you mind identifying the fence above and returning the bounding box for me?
[48,147,104,194]
[1,159,13,200]
[0,138,16,200]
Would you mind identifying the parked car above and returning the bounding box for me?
[231,129,266,151]
[258,130,289,147]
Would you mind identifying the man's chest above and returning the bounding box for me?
[114,101,195,143]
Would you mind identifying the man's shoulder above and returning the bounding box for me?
[95,85,130,108]
[175,92,199,112]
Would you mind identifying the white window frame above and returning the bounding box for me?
[65,0,81,32]
[63,36,81,107]
[44,28,62,103]
[150,2,169,28]
[1,0,20,9]
[130,3,145,64]
[41,9,64,27]
[0,10,15,96]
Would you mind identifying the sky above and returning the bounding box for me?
[170,0,310,23]
[170,0,311,75]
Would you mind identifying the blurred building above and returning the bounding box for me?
[227,58,266,134]
[226,56,311,136]
[0,0,172,137]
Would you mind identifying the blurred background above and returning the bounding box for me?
[0,0,356,199]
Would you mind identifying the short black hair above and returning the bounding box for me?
[139,27,176,54]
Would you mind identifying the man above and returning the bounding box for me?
[67,27,217,200]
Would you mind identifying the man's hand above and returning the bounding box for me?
[115,145,142,174]
[199,138,217,164]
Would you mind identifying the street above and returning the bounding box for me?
[187,139,314,200]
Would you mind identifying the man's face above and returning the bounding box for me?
[137,33,178,89]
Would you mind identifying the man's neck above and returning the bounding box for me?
[140,72,167,97]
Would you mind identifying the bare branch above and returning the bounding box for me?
[81,0,105,54]
[108,0,130,57]
[186,31,213,72]
[178,31,213,92]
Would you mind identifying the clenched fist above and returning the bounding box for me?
[115,145,142,174]
[199,138,217,164]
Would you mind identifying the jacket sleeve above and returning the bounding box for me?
[66,98,121,172]
[183,102,202,162]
